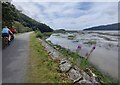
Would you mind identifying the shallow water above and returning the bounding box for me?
[46,31,118,80]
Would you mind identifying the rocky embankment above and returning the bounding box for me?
[38,38,101,84]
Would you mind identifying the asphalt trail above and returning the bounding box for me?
[2,32,32,83]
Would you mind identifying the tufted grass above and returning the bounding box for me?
[26,33,70,83]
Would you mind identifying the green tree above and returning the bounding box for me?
[2,2,18,27]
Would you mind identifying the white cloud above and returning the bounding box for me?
[12,1,118,30]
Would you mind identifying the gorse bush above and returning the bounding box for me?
[36,31,43,38]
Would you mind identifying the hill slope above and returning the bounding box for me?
[83,23,119,31]
[2,2,53,33]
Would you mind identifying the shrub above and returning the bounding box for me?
[43,32,52,37]
[36,31,43,38]
[13,21,32,33]
[84,40,96,45]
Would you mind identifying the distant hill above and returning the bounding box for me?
[83,23,119,31]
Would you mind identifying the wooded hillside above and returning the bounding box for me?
[83,23,119,31]
[2,2,53,33]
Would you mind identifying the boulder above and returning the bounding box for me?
[68,68,82,82]
[81,70,91,81]
[60,59,68,64]
[74,65,81,71]
[91,76,101,85]
[78,79,93,85]
[59,60,72,72]
[50,51,60,60]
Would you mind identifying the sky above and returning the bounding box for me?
[12,0,119,30]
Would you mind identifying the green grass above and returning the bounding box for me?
[80,58,90,70]
[48,44,117,84]
[26,33,70,83]
[51,45,91,69]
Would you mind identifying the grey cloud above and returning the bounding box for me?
[12,2,118,30]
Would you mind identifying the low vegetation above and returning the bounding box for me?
[54,29,66,33]
[68,35,76,40]
[35,31,43,38]
[84,40,97,45]
[34,30,53,39]
[26,33,70,83]
[13,21,32,33]
[51,45,91,69]
[43,32,53,39]
[53,45,80,65]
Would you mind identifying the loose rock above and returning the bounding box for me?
[60,59,69,64]
[78,79,92,85]
[59,60,72,72]
[68,68,82,83]
[91,76,101,85]
[81,70,91,81]
[74,65,81,72]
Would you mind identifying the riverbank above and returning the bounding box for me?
[26,32,117,84]
[38,36,103,84]
[42,32,117,84]
[46,41,117,84]
[26,33,70,83]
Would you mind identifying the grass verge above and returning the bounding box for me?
[26,33,70,83]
